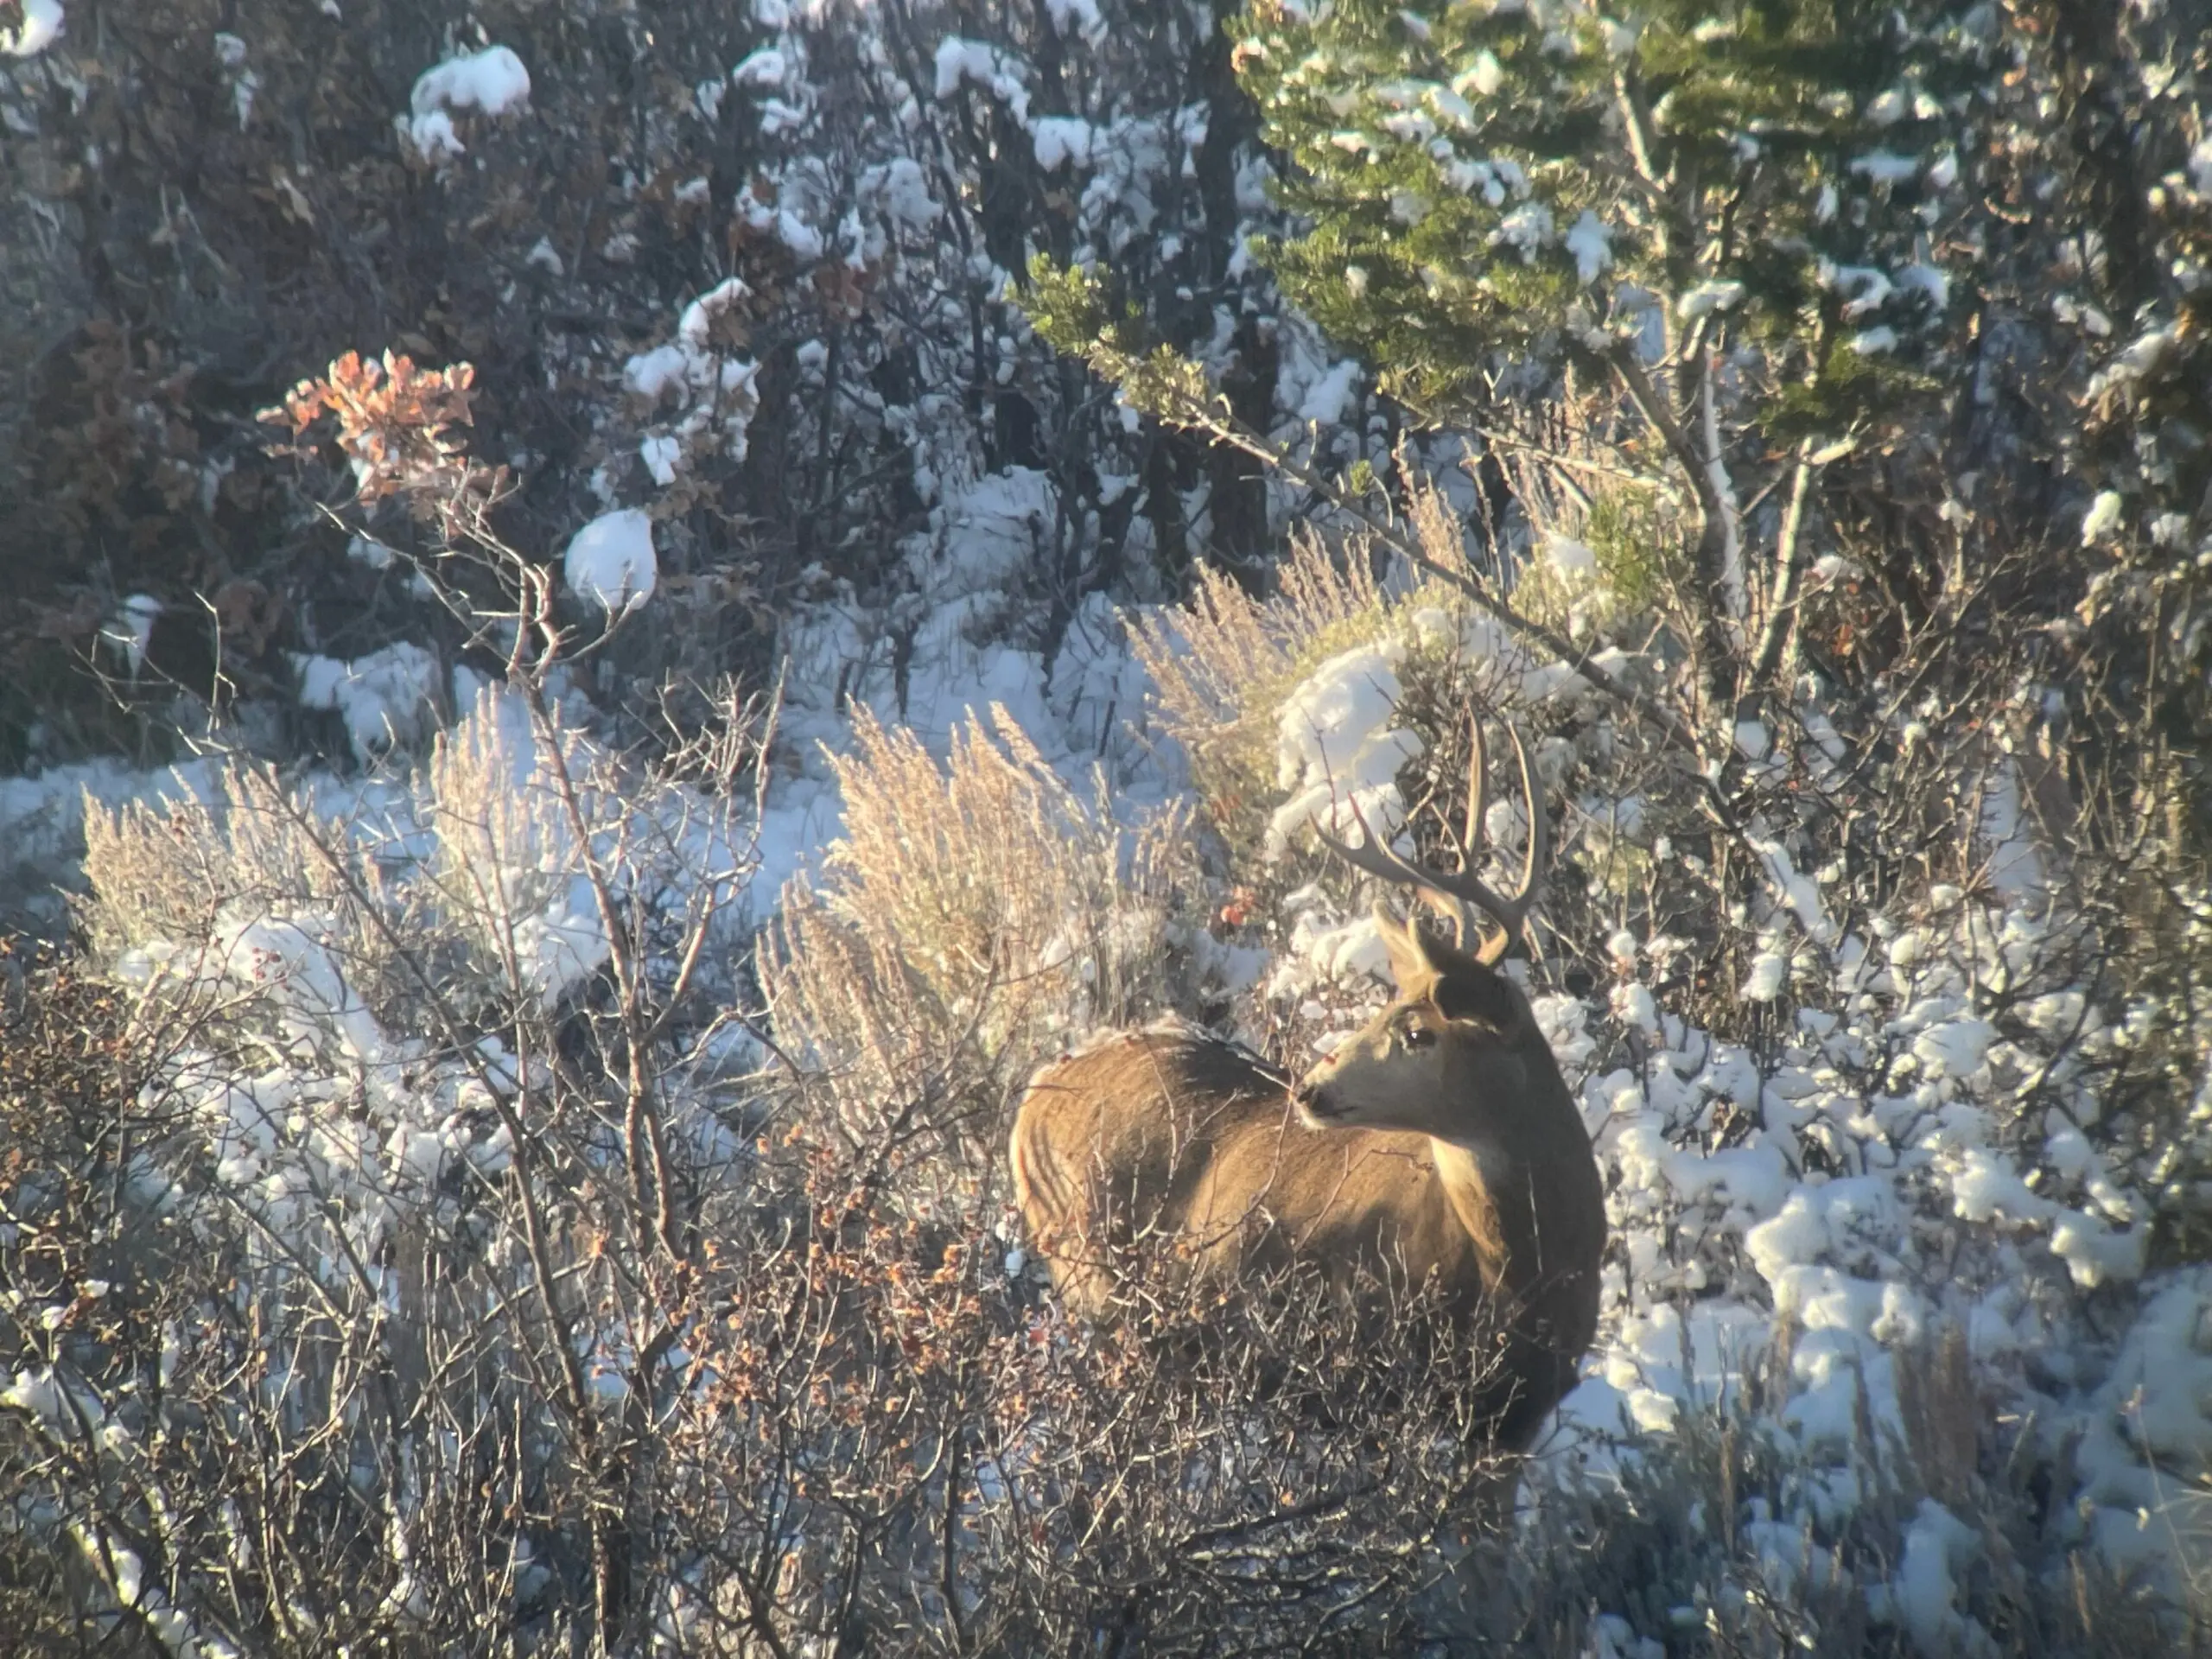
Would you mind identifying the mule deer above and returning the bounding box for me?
[1009,721,1606,1452]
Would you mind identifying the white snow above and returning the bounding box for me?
[1611,982,1659,1033]
[1491,201,1554,263]
[404,45,531,159]
[291,642,442,766]
[1032,117,1096,171]
[624,344,690,402]
[1740,950,1787,1001]
[639,434,681,485]
[730,46,788,88]
[867,157,941,229]
[1563,210,1612,283]
[213,32,257,127]
[1911,1016,1994,1078]
[1455,50,1503,98]
[620,280,762,470]
[1823,260,1894,318]
[1267,640,1422,859]
[1895,263,1950,312]
[2103,325,2177,390]
[100,594,162,675]
[679,276,753,350]
[563,510,658,616]
[2,0,62,56]
[932,38,1030,124]
[1887,1499,1979,1656]
[1849,150,1922,186]
[1676,280,1746,321]
[739,184,825,260]
[1543,531,1598,575]
[2079,490,2125,545]
[1296,359,1361,426]
[412,44,531,120]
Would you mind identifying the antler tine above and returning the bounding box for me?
[1311,800,1481,945]
[1312,715,1549,957]
[1311,798,1448,891]
[1458,713,1487,870]
[1440,715,1543,954]
[1497,718,1548,932]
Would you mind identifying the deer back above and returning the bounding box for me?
[1012,1024,1494,1320]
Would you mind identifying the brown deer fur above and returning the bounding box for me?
[1009,911,1607,1453]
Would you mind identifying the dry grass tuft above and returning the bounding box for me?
[1895,1323,1981,1511]
[79,762,385,959]
[1130,492,1471,863]
[766,704,1197,1192]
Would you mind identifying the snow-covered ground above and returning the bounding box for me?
[9,505,2209,1643]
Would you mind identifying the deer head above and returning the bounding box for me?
[1293,716,1555,1141]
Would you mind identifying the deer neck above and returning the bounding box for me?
[1427,1082,1580,1303]
[1426,1135,1517,1296]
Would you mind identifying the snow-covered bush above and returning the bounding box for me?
[1152,498,2212,1643]
[1454,1357,2183,1659]
[3,665,791,1649]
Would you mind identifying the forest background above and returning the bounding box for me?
[3,0,2212,1653]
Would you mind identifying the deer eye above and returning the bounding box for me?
[1396,1017,1436,1051]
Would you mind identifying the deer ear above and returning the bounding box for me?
[1373,902,1435,988]
[1432,965,1518,1031]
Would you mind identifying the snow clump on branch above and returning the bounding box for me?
[400,44,531,163]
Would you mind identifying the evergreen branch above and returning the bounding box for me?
[1020,259,1756,836]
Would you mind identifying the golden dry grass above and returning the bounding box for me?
[1129,515,1414,865]
[79,762,379,957]
[765,704,1197,1192]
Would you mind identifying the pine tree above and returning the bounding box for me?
[1238,0,1992,414]
[1229,0,2002,707]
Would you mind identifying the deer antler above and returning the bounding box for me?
[1313,715,1549,965]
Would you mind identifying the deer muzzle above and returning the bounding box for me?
[1291,1071,1344,1126]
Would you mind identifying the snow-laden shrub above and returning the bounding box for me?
[1451,1357,2183,1659]
[78,683,757,1247]
[1147,501,2212,1642]
[4,680,794,1651]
